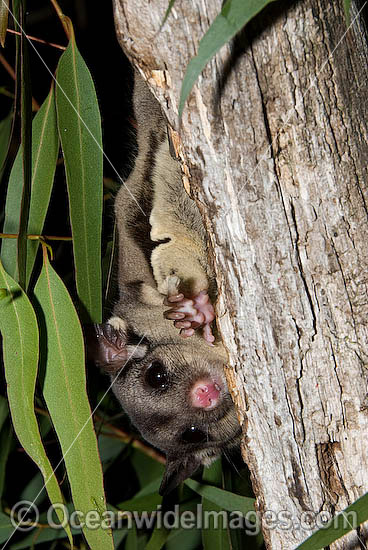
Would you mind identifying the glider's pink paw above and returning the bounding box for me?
[164,290,215,344]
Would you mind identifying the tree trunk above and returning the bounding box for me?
[113,0,368,547]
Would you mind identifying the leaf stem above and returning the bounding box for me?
[6,28,66,50]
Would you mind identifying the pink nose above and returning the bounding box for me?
[190,379,222,410]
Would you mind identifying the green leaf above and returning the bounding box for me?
[9,526,69,549]
[125,522,138,550]
[0,0,9,47]
[117,493,162,514]
[0,109,13,177]
[33,248,113,550]
[0,395,9,433]
[296,491,368,550]
[17,1,33,289]
[0,86,14,99]
[152,499,201,550]
[160,0,177,30]
[0,261,73,546]
[20,472,47,508]
[130,447,164,489]
[203,458,222,486]
[0,512,14,545]
[113,528,128,548]
[179,0,278,117]
[185,479,255,516]
[1,87,59,287]
[146,525,170,550]
[343,0,351,24]
[26,87,59,285]
[55,22,102,323]
[38,412,53,439]
[202,460,230,550]
[166,527,201,550]
[102,239,115,301]
[222,461,262,549]
[138,534,149,549]
[0,423,14,506]
[134,477,162,499]
[163,500,202,550]
[144,491,200,550]
[98,434,126,467]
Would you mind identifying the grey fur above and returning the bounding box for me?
[93,73,240,495]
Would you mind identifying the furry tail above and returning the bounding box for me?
[132,73,166,152]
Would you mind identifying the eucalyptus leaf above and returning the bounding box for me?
[203,458,222,486]
[343,0,351,23]
[185,479,255,516]
[13,516,84,550]
[202,460,230,550]
[0,0,9,47]
[102,240,114,294]
[9,526,67,549]
[34,248,113,550]
[296,491,368,550]
[170,501,202,548]
[20,472,47,508]
[118,493,162,514]
[125,522,138,550]
[37,412,53,439]
[113,528,128,548]
[134,477,162,499]
[55,21,102,323]
[179,0,278,117]
[138,533,149,549]
[0,261,73,546]
[0,512,14,545]
[146,525,170,550]
[0,395,9,433]
[223,461,261,549]
[98,434,126,466]
[166,527,201,549]
[130,447,164,489]
[1,87,59,286]
[17,1,32,289]
[0,423,14,505]
[202,459,231,550]
[160,0,177,30]
[0,109,13,178]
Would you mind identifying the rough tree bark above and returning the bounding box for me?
[113,1,368,548]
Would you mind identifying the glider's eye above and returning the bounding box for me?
[181,426,207,444]
[145,361,169,390]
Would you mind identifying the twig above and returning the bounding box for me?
[0,233,72,241]
[0,52,15,79]
[7,28,66,50]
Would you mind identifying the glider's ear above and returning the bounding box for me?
[159,454,202,496]
[85,318,147,374]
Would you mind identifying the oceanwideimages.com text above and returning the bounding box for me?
[9,500,358,536]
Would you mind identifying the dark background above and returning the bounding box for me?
[0,0,135,298]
